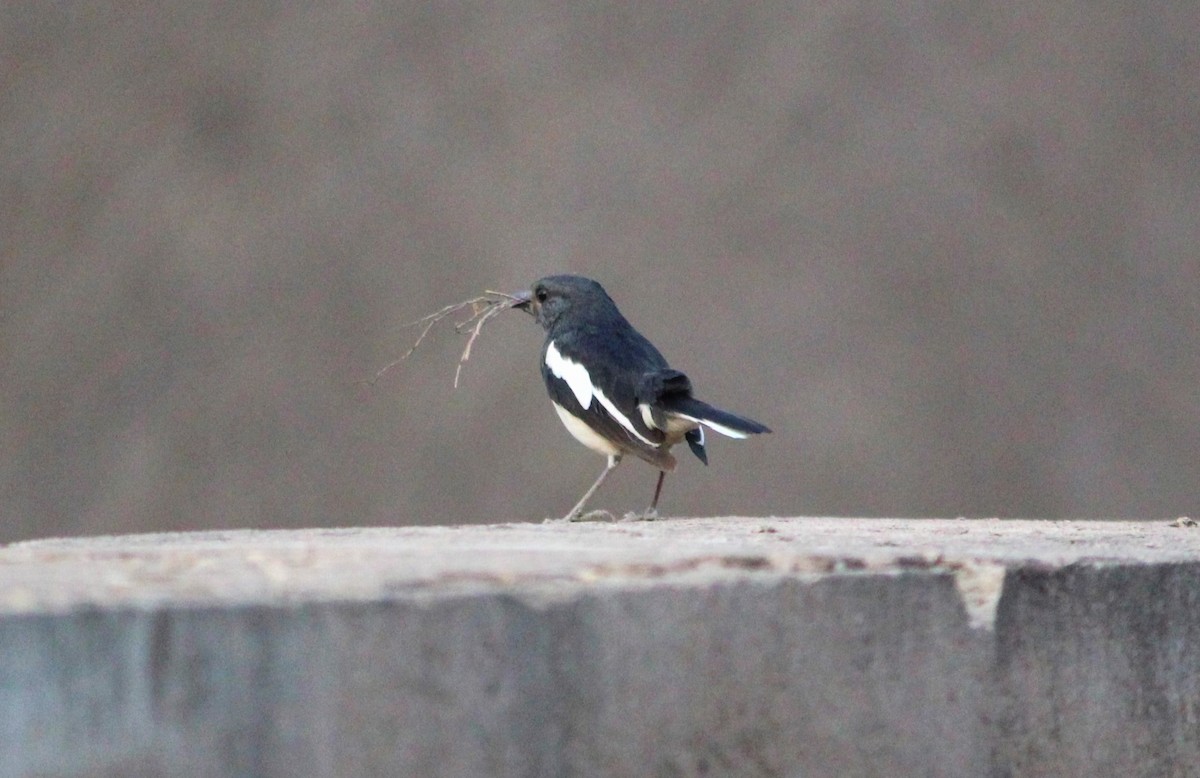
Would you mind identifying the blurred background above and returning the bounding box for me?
[2,3,1197,542]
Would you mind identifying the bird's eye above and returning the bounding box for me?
[535,287,548,303]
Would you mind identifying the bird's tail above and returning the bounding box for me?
[663,396,772,439]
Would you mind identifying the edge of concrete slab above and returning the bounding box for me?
[1,518,1198,778]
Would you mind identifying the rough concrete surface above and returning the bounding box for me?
[2,518,1199,777]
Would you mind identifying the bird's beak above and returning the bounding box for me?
[511,289,534,314]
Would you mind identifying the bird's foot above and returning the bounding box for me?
[545,509,615,523]
[620,508,659,522]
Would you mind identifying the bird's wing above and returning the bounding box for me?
[542,335,673,469]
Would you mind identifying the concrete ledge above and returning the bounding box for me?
[2,518,1198,777]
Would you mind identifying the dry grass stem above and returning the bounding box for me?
[366,290,523,389]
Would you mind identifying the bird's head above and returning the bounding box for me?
[512,275,615,333]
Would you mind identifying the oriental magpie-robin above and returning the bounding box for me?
[513,275,770,520]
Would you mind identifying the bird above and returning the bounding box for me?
[513,274,771,521]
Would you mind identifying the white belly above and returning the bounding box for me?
[553,402,621,456]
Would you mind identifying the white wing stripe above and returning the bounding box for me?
[594,387,657,446]
[546,341,594,409]
[546,341,656,447]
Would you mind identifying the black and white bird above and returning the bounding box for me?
[513,274,771,520]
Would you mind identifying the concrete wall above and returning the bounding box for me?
[2,518,1198,777]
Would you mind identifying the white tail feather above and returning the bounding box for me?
[674,414,750,439]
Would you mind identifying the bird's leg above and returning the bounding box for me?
[650,470,666,512]
[623,471,665,522]
[560,454,621,521]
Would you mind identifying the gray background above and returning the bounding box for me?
[2,3,1197,542]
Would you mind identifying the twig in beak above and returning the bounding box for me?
[365,290,524,388]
